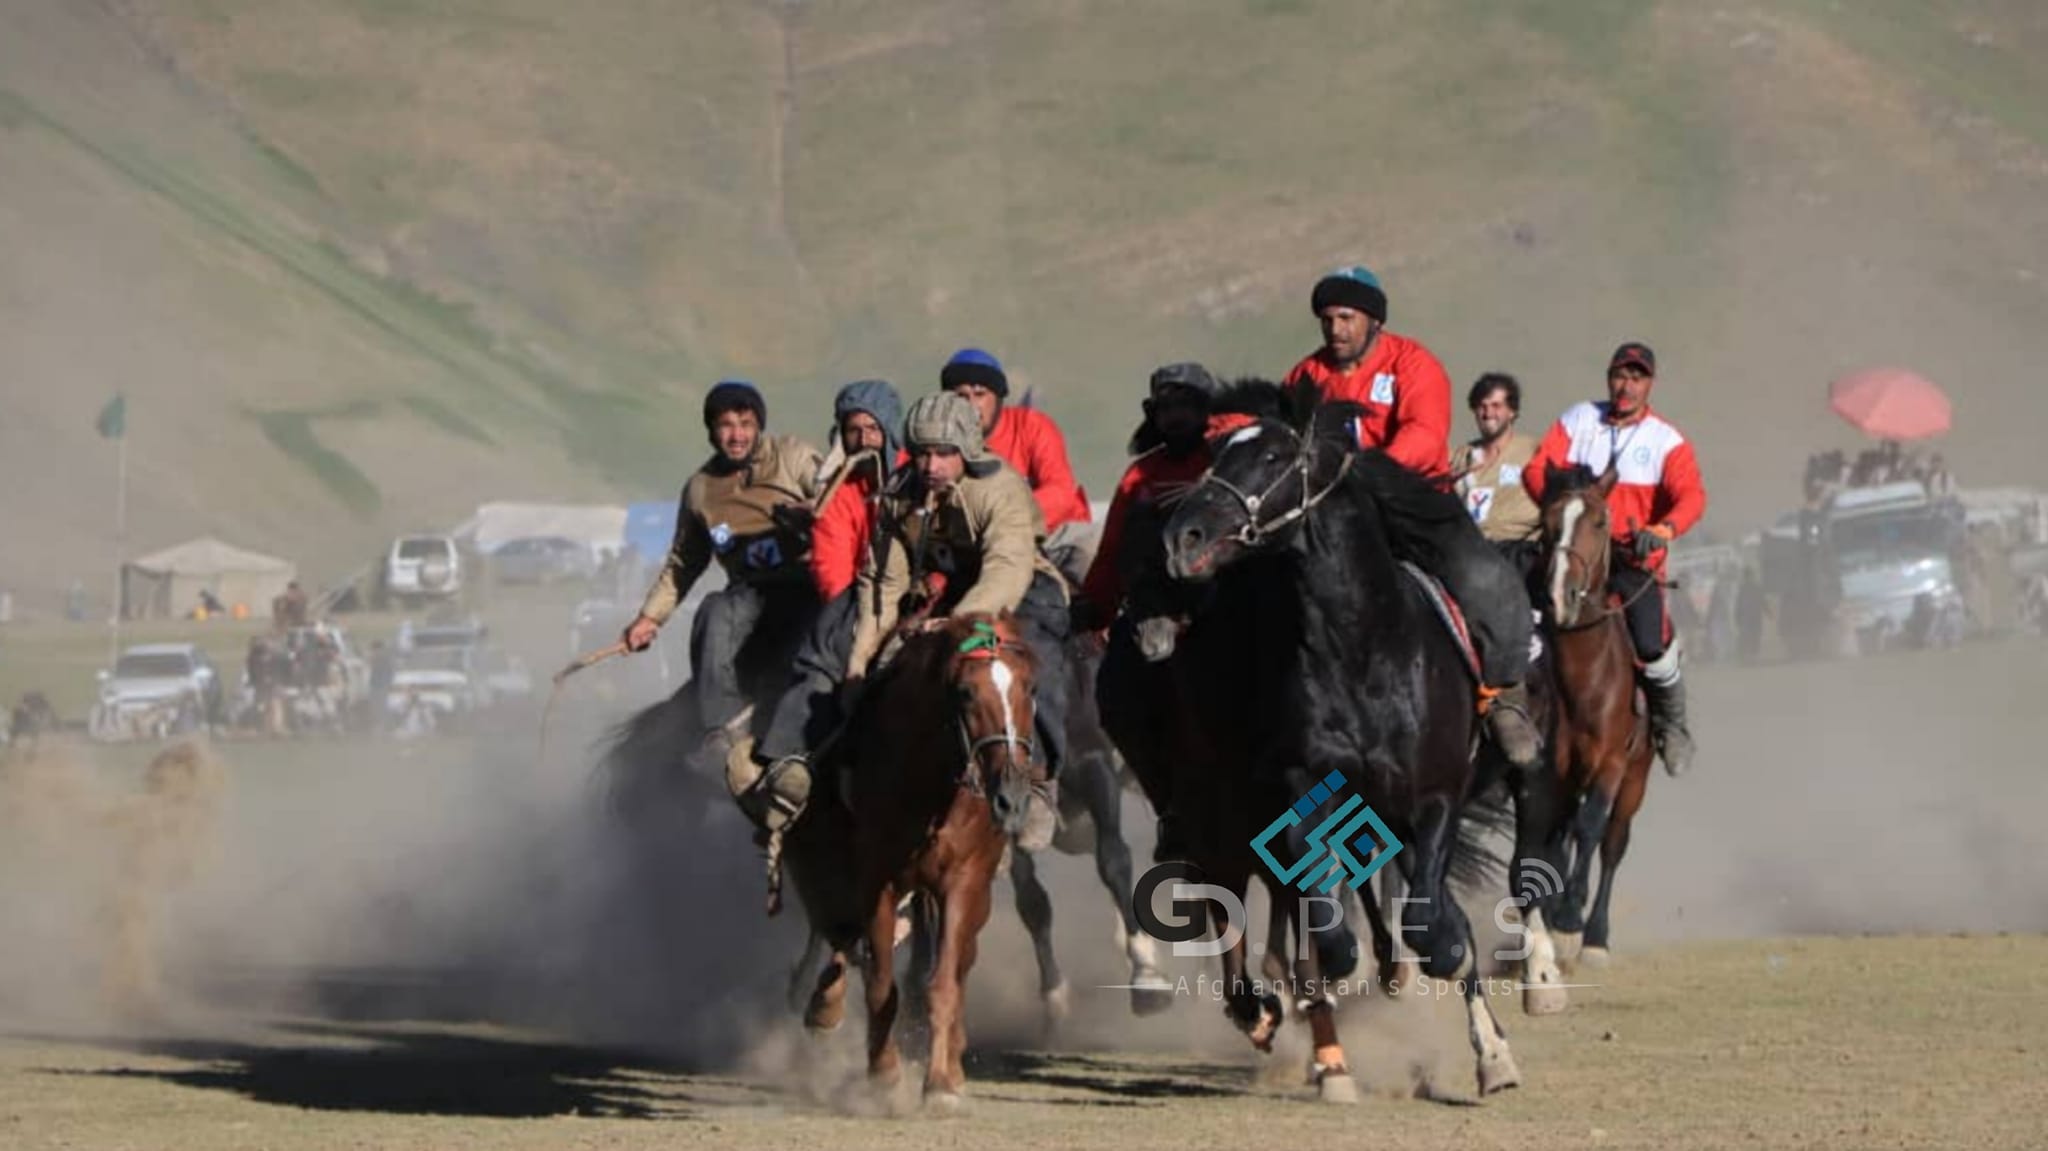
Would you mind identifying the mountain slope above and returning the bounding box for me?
[4,0,2046,609]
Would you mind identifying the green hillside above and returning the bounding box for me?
[4,0,2046,610]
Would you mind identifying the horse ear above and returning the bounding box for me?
[1596,465,1620,496]
[1287,378,1322,431]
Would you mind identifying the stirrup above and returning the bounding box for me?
[753,757,813,831]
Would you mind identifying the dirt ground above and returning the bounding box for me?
[1,636,2045,1149]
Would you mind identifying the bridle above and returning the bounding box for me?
[1194,417,1356,549]
[952,621,1035,797]
[1547,492,1662,632]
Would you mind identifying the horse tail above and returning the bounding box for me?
[1447,782,1514,898]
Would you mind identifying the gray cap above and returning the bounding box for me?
[1149,362,1220,399]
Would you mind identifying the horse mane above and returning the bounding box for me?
[1125,376,1291,456]
[1338,440,1473,538]
[874,614,1035,694]
[1541,463,1603,498]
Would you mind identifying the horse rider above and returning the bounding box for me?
[1282,265,1542,767]
[809,379,907,604]
[1076,361,1251,860]
[623,381,825,777]
[941,348,1098,590]
[1452,371,1544,549]
[733,391,1071,850]
[1523,341,1707,776]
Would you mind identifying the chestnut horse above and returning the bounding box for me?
[1534,465,1657,976]
[799,612,1039,1108]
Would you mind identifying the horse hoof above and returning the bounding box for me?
[923,1088,966,1113]
[1552,931,1584,965]
[1130,983,1176,1018]
[1579,946,1611,970]
[1522,983,1570,1016]
[1478,1050,1523,1096]
[1044,980,1073,1024]
[1317,1071,1360,1105]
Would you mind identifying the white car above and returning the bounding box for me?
[384,535,463,608]
[90,643,220,742]
[383,621,532,735]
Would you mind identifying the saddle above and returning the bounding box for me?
[1398,561,1483,683]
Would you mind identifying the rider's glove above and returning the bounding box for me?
[1631,523,1673,563]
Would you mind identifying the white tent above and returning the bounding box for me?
[451,502,629,560]
[121,537,297,620]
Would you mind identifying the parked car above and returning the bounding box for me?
[384,619,532,734]
[491,536,596,586]
[90,643,221,742]
[383,535,463,608]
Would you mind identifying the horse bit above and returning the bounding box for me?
[1193,419,1356,548]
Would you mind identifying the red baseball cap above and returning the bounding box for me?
[1608,342,1657,375]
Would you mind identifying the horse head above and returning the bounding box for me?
[935,613,1040,838]
[1163,381,1357,582]
[1540,463,1618,628]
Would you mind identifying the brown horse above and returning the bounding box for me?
[1534,465,1658,982]
[798,612,1039,1108]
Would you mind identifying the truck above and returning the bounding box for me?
[1761,480,1966,659]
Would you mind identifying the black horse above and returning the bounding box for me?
[1156,381,1528,1098]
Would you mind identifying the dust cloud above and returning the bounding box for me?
[0,634,2042,1083]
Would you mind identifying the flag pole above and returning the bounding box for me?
[108,424,128,666]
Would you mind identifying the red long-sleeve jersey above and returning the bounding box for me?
[808,452,908,601]
[1282,330,1453,478]
[1522,401,1707,575]
[1079,412,1257,620]
[984,405,1092,531]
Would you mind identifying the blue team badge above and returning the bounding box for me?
[1500,462,1523,487]
[1633,445,1653,467]
[1370,372,1397,405]
[709,522,735,552]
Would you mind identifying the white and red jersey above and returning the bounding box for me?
[1523,402,1706,569]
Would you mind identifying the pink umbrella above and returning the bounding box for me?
[1828,368,1951,441]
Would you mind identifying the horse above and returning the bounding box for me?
[1157,382,1525,1099]
[794,612,1039,1107]
[1004,637,1173,1028]
[1534,464,1658,971]
[779,633,1173,1035]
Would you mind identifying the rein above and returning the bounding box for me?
[1195,419,1356,548]
[1548,509,1667,633]
[951,621,1034,798]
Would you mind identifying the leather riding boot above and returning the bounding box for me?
[1643,674,1696,777]
[1482,681,1543,768]
[726,737,812,832]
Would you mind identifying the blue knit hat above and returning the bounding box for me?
[1310,265,1388,323]
[939,347,1009,399]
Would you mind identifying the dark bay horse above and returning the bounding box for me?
[796,613,1039,1107]
[1534,465,1657,974]
[797,636,1173,1034]
[1152,383,1523,1099]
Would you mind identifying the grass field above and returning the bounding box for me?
[0,935,2041,1149]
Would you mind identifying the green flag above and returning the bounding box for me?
[96,394,125,440]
